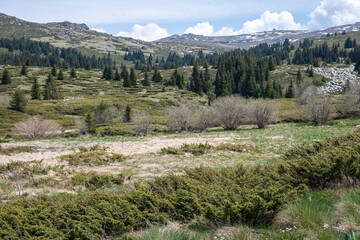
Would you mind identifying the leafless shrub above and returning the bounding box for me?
[193,107,217,132]
[249,99,278,129]
[133,111,152,136]
[0,95,10,107]
[345,82,360,109]
[295,79,313,99]
[93,106,118,124]
[211,96,249,130]
[298,85,317,105]
[308,96,333,125]
[75,118,88,134]
[12,116,62,139]
[167,104,193,132]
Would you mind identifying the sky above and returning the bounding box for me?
[1,0,360,41]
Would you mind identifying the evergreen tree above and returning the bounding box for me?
[190,62,202,95]
[51,65,57,77]
[70,68,77,78]
[296,68,302,84]
[345,37,353,48]
[125,105,131,122]
[264,79,274,98]
[20,64,27,76]
[268,56,276,71]
[1,68,11,84]
[9,88,27,112]
[122,67,130,87]
[285,80,294,98]
[85,61,91,70]
[114,69,121,81]
[308,66,314,77]
[31,77,41,100]
[142,70,151,86]
[44,74,59,100]
[129,67,137,86]
[84,112,95,134]
[57,69,64,80]
[151,66,162,82]
[203,63,212,93]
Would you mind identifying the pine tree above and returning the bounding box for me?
[70,68,77,78]
[44,74,59,100]
[51,65,57,77]
[1,68,11,84]
[142,70,151,86]
[57,69,64,80]
[191,62,202,95]
[203,63,212,93]
[84,112,95,134]
[114,69,121,81]
[129,67,137,86]
[20,64,27,76]
[85,61,92,70]
[264,79,274,98]
[152,66,162,82]
[9,88,27,112]
[122,67,130,87]
[296,68,302,84]
[125,105,131,122]
[31,77,41,100]
[309,66,314,77]
[285,80,294,98]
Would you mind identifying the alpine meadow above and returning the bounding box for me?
[1,1,360,239]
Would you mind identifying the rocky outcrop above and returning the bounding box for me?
[47,21,89,31]
[315,66,360,93]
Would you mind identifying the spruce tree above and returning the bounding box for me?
[114,69,121,81]
[9,88,27,112]
[70,68,77,78]
[264,79,274,98]
[125,105,131,122]
[152,66,162,82]
[203,63,211,93]
[296,68,302,84]
[285,80,294,98]
[31,77,41,100]
[191,62,202,95]
[129,67,137,86]
[51,65,57,77]
[142,70,151,86]
[44,74,59,100]
[123,67,130,87]
[1,69,11,84]
[85,61,91,70]
[57,69,64,80]
[84,112,95,134]
[20,64,27,76]
[309,66,314,77]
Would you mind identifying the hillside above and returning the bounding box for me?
[157,22,360,49]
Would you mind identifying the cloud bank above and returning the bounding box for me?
[308,0,360,29]
[117,23,169,41]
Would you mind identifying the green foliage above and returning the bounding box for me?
[125,105,132,123]
[43,74,60,100]
[70,68,77,78]
[1,68,11,84]
[161,143,212,155]
[0,145,36,155]
[95,124,132,136]
[71,171,125,190]
[215,143,257,152]
[57,68,64,80]
[9,88,27,112]
[84,112,95,134]
[20,64,27,76]
[30,77,41,100]
[60,151,126,166]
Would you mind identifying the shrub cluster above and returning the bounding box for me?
[71,171,125,190]
[0,130,360,239]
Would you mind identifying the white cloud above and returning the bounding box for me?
[116,23,169,41]
[185,22,214,36]
[241,10,302,33]
[184,11,302,37]
[308,0,360,29]
[91,28,106,33]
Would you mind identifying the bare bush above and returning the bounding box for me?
[345,82,360,109]
[193,107,217,132]
[133,111,152,136]
[211,96,249,130]
[308,96,333,125]
[249,99,278,129]
[298,85,317,105]
[93,106,118,124]
[167,104,193,132]
[295,79,313,99]
[12,116,62,139]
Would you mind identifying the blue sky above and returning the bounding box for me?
[1,0,360,41]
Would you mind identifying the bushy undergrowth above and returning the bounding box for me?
[161,143,257,155]
[71,171,125,190]
[0,130,360,239]
[0,145,36,155]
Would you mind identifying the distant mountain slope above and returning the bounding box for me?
[157,23,360,49]
[0,13,225,63]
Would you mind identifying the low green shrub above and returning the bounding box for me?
[95,124,132,136]
[215,143,257,152]
[1,130,360,239]
[60,151,126,166]
[71,171,125,190]
[161,143,212,156]
[0,145,36,155]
